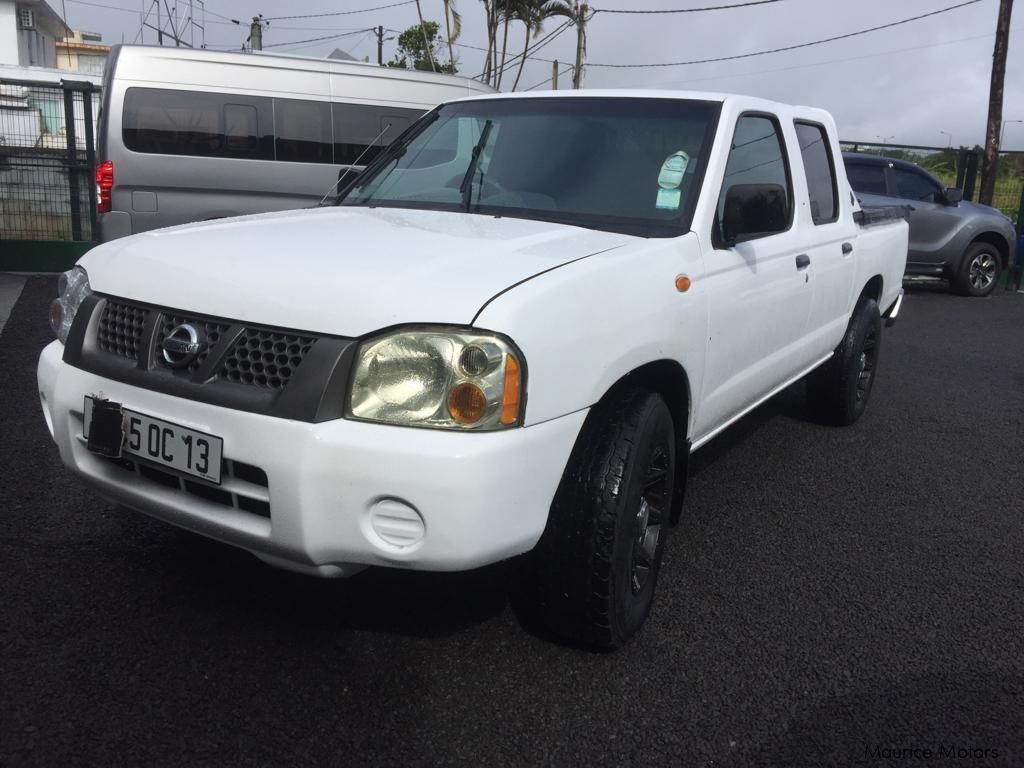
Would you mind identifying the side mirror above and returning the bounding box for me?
[943,187,963,205]
[721,183,789,246]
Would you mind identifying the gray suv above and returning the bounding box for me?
[844,153,1017,297]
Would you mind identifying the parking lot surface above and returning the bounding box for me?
[2,277,1023,766]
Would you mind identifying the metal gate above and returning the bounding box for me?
[0,78,100,243]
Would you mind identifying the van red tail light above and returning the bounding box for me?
[96,161,114,213]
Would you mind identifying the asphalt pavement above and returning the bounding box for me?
[2,277,1023,767]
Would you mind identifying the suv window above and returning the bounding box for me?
[717,114,792,239]
[845,161,887,195]
[894,168,943,202]
[794,122,837,224]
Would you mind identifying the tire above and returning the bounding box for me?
[806,296,882,426]
[517,389,675,650]
[953,242,1002,297]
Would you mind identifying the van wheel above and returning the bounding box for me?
[806,296,881,426]
[517,389,675,650]
[954,243,1002,297]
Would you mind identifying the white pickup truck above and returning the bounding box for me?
[38,91,907,648]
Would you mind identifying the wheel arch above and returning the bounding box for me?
[860,274,884,304]
[967,231,1011,269]
[589,359,692,522]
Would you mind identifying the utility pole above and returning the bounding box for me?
[156,0,163,45]
[377,25,384,65]
[249,15,263,51]
[552,59,558,90]
[979,0,1014,206]
[573,2,588,89]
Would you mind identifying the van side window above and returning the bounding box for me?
[122,87,272,160]
[333,103,424,165]
[716,114,792,243]
[274,98,333,164]
[224,104,259,153]
[794,121,838,224]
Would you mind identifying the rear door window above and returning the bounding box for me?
[794,122,838,224]
[845,161,888,195]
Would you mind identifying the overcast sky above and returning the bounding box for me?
[62,0,1023,149]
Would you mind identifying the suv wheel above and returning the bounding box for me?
[954,243,1002,297]
[517,388,675,650]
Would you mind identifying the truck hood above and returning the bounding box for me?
[81,206,631,337]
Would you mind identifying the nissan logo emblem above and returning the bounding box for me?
[161,323,206,368]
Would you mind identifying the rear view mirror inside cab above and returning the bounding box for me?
[720,183,788,246]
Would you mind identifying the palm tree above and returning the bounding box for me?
[511,0,551,91]
[442,0,461,70]
[541,0,584,88]
[495,1,516,90]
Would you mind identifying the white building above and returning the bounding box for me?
[0,0,71,68]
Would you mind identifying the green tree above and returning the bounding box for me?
[388,21,456,73]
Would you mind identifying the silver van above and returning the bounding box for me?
[96,45,493,241]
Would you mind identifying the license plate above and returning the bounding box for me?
[83,397,223,484]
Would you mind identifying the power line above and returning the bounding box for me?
[587,0,984,68]
[596,0,785,13]
[666,27,1019,86]
[265,1,416,22]
[525,65,574,91]
[263,28,373,49]
[435,18,573,72]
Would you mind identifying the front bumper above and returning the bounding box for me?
[38,341,586,576]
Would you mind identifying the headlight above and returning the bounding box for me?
[49,266,91,344]
[348,328,524,430]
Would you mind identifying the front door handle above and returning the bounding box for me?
[842,242,854,255]
[795,254,811,270]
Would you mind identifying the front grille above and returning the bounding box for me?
[93,298,319,392]
[98,300,149,360]
[106,454,271,519]
[73,294,354,423]
[220,330,314,390]
[156,314,230,375]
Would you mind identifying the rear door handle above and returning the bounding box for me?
[795,254,811,270]
[842,242,853,255]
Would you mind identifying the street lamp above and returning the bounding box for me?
[875,134,895,145]
[939,130,952,148]
[1001,119,1022,147]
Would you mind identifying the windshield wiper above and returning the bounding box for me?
[459,120,493,211]
[336,111,439,206]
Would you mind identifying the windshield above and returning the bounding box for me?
[340,97,721,237]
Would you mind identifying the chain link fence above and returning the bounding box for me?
[0,78,100,242]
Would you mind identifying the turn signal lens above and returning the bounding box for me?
[500,354,521,425]
[49,299,65,335]
[448,382,487,424]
